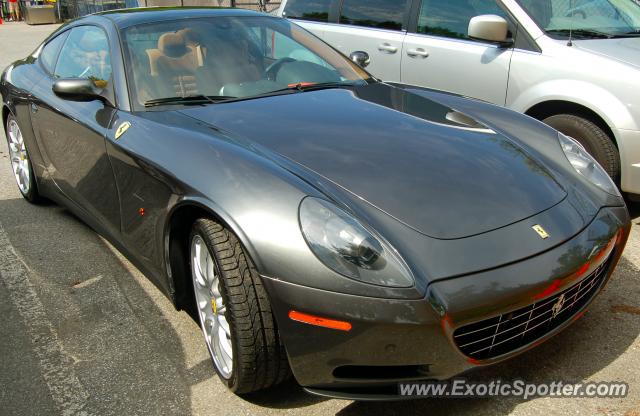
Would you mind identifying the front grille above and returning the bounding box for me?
[453,257,611,360]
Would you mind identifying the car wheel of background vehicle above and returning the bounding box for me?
[189,218,290,393]
[543,114,620,183]
[5,114,41,203]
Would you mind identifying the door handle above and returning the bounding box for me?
[30,103,39,113]
[378,43,398,54]
[407,48,429,58]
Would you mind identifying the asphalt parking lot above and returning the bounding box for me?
[1,21,640,416]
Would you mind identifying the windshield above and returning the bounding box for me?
[518,0,640,38]
[121,16,371,109]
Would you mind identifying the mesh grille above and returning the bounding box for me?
[453,257,611,360]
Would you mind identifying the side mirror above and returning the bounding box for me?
[349,51,370,68]
[468,15,513,47]
[52,78,108,102]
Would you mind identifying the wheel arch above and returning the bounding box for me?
[163,198,262,311]
[525,100,618,148]
[2,104,12,132]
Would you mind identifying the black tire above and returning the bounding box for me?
[189,218,290,394]
[543,114,620,183]
[5,114,42,203]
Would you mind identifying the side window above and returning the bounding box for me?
[340,0,410,31]
[54,26,112,84]
[417,0,508,40]
[39,31,70,74]
[283,0,332,23]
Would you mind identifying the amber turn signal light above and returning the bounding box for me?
[288,310,352,332]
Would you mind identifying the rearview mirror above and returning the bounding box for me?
[52,78,108,102]
[349,51,370,68]
[468,15,512,47]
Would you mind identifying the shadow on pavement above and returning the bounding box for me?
[241,379,327,409]
[0,197,195,414]
[0,196,326,414]
[627,198,640,222]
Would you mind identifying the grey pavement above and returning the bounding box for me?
[1,21,640,416]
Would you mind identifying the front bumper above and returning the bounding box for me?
[262,206,630,399]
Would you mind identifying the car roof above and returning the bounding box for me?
[94,7,267,29]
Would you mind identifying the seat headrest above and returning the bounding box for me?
[177,28,201,46]
[158,32,188,58]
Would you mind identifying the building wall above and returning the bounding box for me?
[137,0,281,11]
[57,0,281,20]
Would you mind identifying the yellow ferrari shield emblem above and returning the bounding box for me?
[115,122,131,140]
[532,224,550,239]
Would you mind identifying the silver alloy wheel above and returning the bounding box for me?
[7,119,31,196]
[190,234,233,379]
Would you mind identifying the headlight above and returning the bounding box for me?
[299,197,414,288]
[558,133,619,196]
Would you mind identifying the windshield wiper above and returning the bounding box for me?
[207,81,363,104]
[611,30,640,37]
[266,81,365,96]
[291,81,363,91]
[144,81,369,107]
[546,29,613,39]
[144,95,235,108]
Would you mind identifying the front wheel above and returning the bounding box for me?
[543,114,620,183]
[5,114,41,203]
[189,218,290,393]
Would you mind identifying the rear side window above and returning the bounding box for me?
[39,31,69,74]
[417,0,508,40]
[340,0,410,31]
[283,0,332,23]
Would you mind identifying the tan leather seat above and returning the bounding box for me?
[145,28,264,98]
[150,32,201,97]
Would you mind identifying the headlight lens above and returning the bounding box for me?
[558,133,619,196]
[299,197,414,288]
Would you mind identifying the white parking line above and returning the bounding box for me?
[0,221,92,416]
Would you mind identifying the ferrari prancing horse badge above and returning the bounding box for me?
[115,121,131,140]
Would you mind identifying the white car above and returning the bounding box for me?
[277,0,640,197]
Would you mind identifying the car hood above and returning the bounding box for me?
[574,37,640,68]
[181,82,567,239]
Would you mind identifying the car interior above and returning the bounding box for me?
[128,27,260,103]
[124,19,346,106]
[519,0,639,31]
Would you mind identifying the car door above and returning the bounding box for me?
[29,25,120,234]
[321,0,412,82]
[401,0,514,106]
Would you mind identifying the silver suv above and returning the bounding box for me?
[277,0,640,196]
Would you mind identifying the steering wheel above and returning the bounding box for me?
[265,57,296,81]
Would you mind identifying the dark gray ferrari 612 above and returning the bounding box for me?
[0,8,631,400]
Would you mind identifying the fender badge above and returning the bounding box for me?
[532,224,550,239]
[115,122,131,140]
